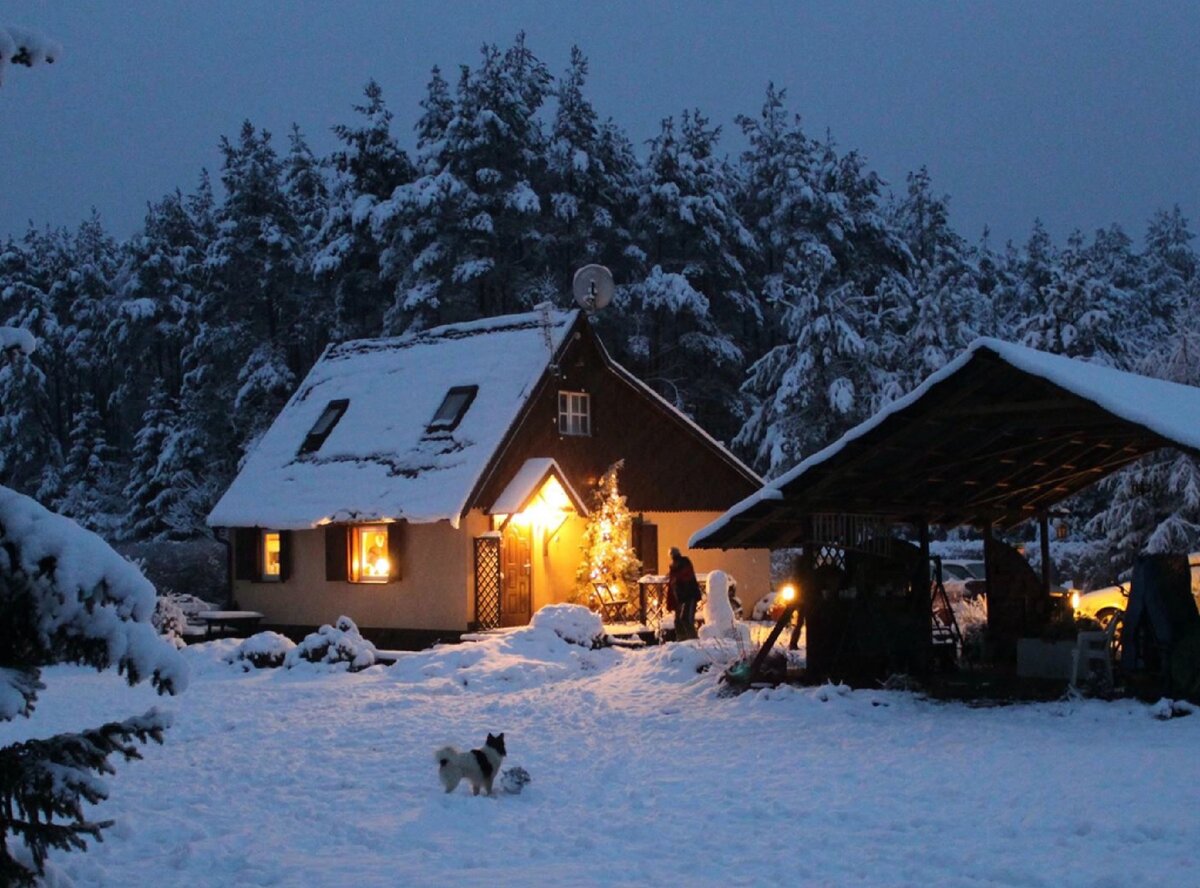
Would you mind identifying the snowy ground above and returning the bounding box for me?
[5,619,1200,887]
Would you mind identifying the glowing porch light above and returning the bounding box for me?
[1070,590,1081,613]
[779,584,797,603]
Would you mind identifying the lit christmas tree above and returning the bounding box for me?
[576,460,642,602]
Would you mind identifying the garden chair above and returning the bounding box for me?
[591,583,631,622]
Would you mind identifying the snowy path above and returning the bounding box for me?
[5,628,1200,887]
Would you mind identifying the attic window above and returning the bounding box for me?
[428,385,478,432]
[299,399,349,454]
[558,391,591,436]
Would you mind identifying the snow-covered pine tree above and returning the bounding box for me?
[315,81,414,342]
[733,88,908,476]
[890,167,982,389]
[575,461,642,602]
[123,380,175,539]
[53,393,121,533]
[623,110,758,440]
[1090,209,1200,571]
[0,484,186,885]
[374,34,553,330]
[543,46,638,294]
[0,242,60,495]
[206,121,304,457]
[1016,229,1128,367]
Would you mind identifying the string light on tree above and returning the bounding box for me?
[576,460,641,602]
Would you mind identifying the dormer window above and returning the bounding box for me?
[558,391,591,436]
[428,385,478,432]
[299,399,349,455]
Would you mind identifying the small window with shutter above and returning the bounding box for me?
[235,528,291,583]
[327,523,403,583]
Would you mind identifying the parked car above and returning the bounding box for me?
[936,559,987,601]
[1073,553,1200,626]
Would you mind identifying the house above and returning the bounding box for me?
[207,307,770,647]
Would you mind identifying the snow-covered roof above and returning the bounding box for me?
[208,309,580,529]
[488,458,588,516]
[692,337,1200,547]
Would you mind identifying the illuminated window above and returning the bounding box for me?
[351,525,391,583]
[262,531,282,580]
[558,391,591,436]
[428,385,478,432]
[299,399,349,454]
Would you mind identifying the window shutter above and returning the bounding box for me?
[279,530,294,582]
[387,522,404,582]
[634,520,659,574]
[234,528,260,581]
[325,525,348,581]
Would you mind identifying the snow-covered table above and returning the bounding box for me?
[196,610,265,639]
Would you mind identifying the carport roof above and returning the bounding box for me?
[691,338,1200,549]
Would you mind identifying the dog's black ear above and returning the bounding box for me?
[487,733,495,742]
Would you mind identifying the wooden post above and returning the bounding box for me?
[918,520,932,673]
[1039,512,1052,596]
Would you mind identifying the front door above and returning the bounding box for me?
[501,523,532,626]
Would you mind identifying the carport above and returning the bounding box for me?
[691,338,1200,681]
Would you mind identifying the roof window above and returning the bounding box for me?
[428,385,478,432]
[299,399,349,454]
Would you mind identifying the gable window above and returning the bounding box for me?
[261,531,282,580]
[299,399,349,455]
[351,525,392,583]
[558,391,591,436]
[428,385,478,432]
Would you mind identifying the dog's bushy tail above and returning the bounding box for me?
[435,745,458,768]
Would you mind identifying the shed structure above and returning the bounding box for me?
[691,338,1200,680]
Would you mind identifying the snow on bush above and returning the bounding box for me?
[152,595,188,649]
[0,486,188,718]
[284,616,376,672]
[227,631,296,670]
[529,603,604,647]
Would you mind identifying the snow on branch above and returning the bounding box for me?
[0,486,188,700]
[0,25,61,86]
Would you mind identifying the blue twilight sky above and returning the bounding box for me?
[2,1,1198,247]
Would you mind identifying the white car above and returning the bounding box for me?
[1073,553,1200,626]
[937,559,987,601]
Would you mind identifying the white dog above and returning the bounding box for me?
[435,732,506,796]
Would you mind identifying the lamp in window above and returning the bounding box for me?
[262,531,282,580]
[352,525,391,582]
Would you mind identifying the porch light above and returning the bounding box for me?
[779,584,797,603]
[1070,590,1081,613]
[518,476,573,530]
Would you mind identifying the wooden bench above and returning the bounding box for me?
[591,583,631,621]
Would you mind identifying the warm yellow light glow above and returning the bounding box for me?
[511,476,574,530]
[779,584,797,603]
[263,531,281,577]
[353,525,390,582]
[1070,590,1081,612]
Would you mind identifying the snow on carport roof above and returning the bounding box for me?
[691,338,1200,549]
[207,309,579,530]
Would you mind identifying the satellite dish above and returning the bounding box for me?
[572,265,614,314]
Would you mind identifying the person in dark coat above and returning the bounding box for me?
[668,546,702,641]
